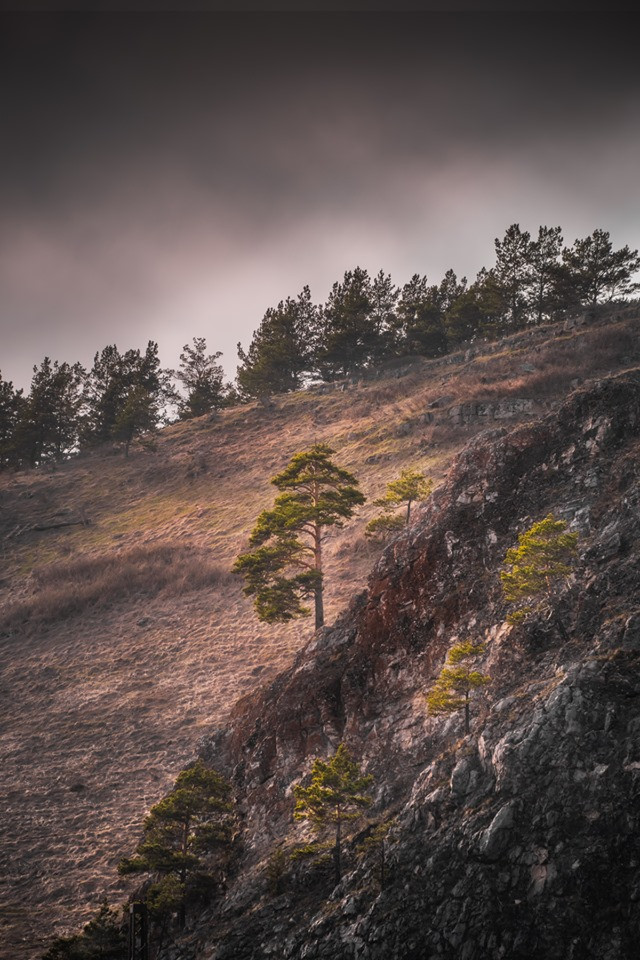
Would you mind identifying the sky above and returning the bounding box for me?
[1,9,639,387]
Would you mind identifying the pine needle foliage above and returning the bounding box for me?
[294,744,374,884]
[364,512,405,542]
[365,468,432,540]
[118,760,234,927]
[501,513,578,625]
[42,901,125,960]
[426,641,490,734]
[234,444,365,628]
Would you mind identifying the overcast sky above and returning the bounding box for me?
[1,11,639,387]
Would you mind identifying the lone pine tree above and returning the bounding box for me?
[233,443,365,629]
[294,744,374,885]
[427,641,490,734]
[118,760,233,929]
[365,469,433,541]
[501,513,578,630]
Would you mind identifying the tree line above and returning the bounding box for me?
[2,224,638,471]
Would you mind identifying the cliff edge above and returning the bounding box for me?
[195,371,640,960]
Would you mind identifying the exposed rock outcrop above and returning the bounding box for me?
[200,374,640,957]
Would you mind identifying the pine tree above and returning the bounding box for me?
[426,641,490,734]
[365,469,433,542]
[375,469,433,524]
[368,270,398,362]
[42,900,125,959]
[437,268,468,315]
[16,358,84,467]
[527,225,564,324]
[111,385,158,457]
[558,229,640,309]
[394,274,447,358]
[173,338,226,418]
[314,268,374,380]
[81,341,171,448]
[501,513,578,628]
[294,744,374,885]
[493,223,532,328]
[0,372,23,470]
[234,444,365,629]
[81,345,125,445]
[237,287,316,399]
[444,268,505,344]
[118,760,234,929]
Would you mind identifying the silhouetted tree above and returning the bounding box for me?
[82,341,171,449]
[111,385,159,457]
[559,229,640,309]
[368,270,399,361]
[394,274,447,357]
[437,268,468,316]
[42,900,126,960]
[173,338,226,418]
[314,268,374,379]
[234,444,365,628]
[444,267,506,342]
[526,225,564,324]
[118,760,234,929]
[16,358,84,467]
[493,223,532,328]
[237,287,317,398]
[0,372,23,470]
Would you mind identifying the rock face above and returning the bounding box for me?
[194,373,640,960]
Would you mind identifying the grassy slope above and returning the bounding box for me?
[0,307,637,957]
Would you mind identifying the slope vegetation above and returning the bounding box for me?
[199,370,640,960]
[0,305,637,957]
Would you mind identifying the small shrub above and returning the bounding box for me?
[364,513,405,541]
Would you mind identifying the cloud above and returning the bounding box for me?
[1,13,639,386]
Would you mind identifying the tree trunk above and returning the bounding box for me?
[406,499,412,525]
[313,521,324,630]
[464,692,470,735]
[334,807,341,885]
[179,819,189,929]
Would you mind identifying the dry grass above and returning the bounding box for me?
[1,543,225,632]
[0,304,638,959]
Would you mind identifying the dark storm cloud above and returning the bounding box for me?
[1,13,639,387]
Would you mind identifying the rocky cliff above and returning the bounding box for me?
[192,371,640,960]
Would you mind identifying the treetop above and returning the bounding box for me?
[294,744,374,826]
[271,443,362,493]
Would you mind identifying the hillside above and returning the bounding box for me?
[195,368,640,960]
[0,304,638,958]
